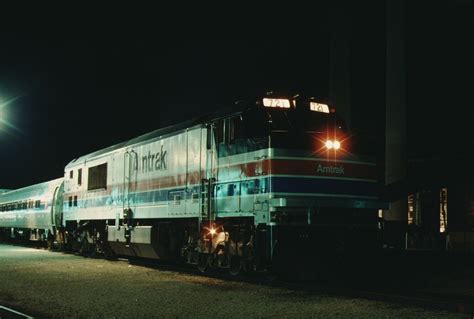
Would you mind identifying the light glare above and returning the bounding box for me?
[325,140,341,150]
[0,94,23,133]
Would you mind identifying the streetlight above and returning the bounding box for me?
[0,97,4,131]
[0,94,22,134]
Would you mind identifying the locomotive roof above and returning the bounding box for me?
[65,102,250,168]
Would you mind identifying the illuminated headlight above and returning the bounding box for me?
[325,140,341,150]
[209,228,217,236]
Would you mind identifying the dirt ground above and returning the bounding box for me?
[0,244,466,319]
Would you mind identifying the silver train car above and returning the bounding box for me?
[0,94,385,273]
[0,178,63,241]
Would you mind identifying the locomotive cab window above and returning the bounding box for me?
[87,163,108,191]
[225,117,242,144]
[216,116,243,146]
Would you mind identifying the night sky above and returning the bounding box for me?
[0,1,471,189]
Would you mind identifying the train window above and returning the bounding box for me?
[73,196,78,207]
[70,170,73,179]
[192,193,199,203]
[68,196,73,207]
[216,120,224,145]
[224,117,242,144]
[232,117,242,142]
[206,125,213,150]
[78,168,82,186]
[22,202,27,210]
[218,117,243,145]
[88,163,107,191]
[35,200,40,208]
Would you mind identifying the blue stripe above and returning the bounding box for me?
[64,176,380,211]
[270,177,381,197]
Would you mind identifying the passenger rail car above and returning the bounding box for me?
[0,178,63,242]
[0,94,385,273]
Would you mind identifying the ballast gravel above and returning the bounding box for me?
[0,244,464,319]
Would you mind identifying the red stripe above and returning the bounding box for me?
[64,158,377,198]
[235,159,376,180]
[267,159,377,180]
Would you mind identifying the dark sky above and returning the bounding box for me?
[0,1,471,189]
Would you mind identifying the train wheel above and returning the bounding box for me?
[228,255,242,276]
[197,253,209,273]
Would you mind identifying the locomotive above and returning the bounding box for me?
[0,94,384,274]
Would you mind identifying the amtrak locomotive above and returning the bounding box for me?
[0,94,384,273]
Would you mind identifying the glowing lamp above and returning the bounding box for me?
[325,140,341,150]
[310,102,330,113]
[325,140,334,149]
[262,98,291,108]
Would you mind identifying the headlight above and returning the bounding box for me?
[325,140,341,150]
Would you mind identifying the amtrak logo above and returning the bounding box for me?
[141,145,168,173]
[316,164,344,175]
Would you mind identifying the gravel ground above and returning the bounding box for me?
[0,244,466,319]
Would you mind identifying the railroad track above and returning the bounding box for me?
[0,306,34,319]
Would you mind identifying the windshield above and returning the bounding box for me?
[267,108,346,151]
